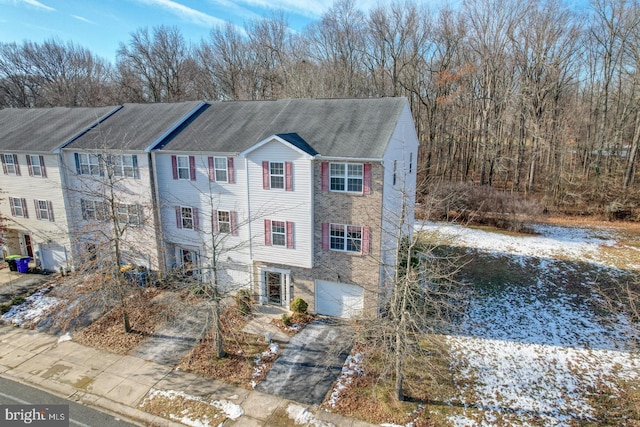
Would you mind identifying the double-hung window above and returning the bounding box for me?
[117,204,141,226]
[176,206,198,230]
[217,210,231,233]
[330,224,362,252]
[330,163,363,193]
[214,157,228,182]
[27,155,45,177]
[2,154,18,175]
[271,221,286,246]
[269,162,284,189]
[76,153,101,176]
[9,197,27,218]
[264,219,294,248]
[34,200,54,222]
[81,199,105,221]
[177,156,190,180]
[111,155,138,178]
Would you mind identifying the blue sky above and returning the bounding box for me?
[0,0,372,63]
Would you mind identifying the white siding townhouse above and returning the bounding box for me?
[0,106,119,272]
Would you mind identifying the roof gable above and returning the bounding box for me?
[240,133,318,158]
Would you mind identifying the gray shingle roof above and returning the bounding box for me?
[0,106,119,153]
[160,98,407,158]
[65,101,205,151]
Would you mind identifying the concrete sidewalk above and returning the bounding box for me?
[0,324,376,427]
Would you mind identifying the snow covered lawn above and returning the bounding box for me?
[417,222,640,426]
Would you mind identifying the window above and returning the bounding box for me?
[217,210,230,233]
[9,197,27,218]
[330,163,363,193]
[2,154,19,175]
[330,224,362,252]
[409,152,413,174]
[81,199,105,221]
[76,153,101,176]
[27,155,46,177]
[34,200,54,222]
[110,155,138,178]
[117,204,141,225]
[214,157,228,182]
[177,156,190,180]
[176,206,198,230]
[269,162,284,189]
[264,219,294,248]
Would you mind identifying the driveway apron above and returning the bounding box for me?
[256,318,353,405]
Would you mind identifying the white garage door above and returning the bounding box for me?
[315,280,364,319]
[40,244,67,272]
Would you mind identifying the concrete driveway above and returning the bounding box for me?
[255,318,353,405]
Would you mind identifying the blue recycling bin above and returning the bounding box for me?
[16,257,30,273]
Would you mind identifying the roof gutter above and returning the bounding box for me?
[315,155,383,162]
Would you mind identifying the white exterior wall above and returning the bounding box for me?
[245,139,314,269]
[154,152,251,289]
[61,150,160,270]
[380,103,420,281]
[0,152,72,267]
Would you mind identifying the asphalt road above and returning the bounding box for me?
[0,377,140,427]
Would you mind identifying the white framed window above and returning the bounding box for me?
[81,199,105,221]
[271,220,286,246]
[28,155,43,177]
[269,162,284,189]
[10,197,26,217]
[76,153,101,176]
[3,154,17,175]
[111,155,138,178]
[180,206,194,229]
[214,157,228,182]
[330,163,363,193]
[35,199,53,222]
[177,155,190,180]
[217,210,231,233]
[330,224,362,253]
[117,204,141,226]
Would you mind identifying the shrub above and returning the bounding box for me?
[235,289,252,315]
[281,313,291,326]
[290,297,308,314]
[10,295,25,305]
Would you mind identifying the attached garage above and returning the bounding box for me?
[315,280,364,319]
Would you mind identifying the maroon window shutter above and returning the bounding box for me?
[40,156,47,177]
[13,155,20,176]
[212,209,219,233]
[193,207,199,230]
[1,155,6,175]
[264,219,271,245]
[362,226,370,255]
[34,200,41,220]
[26,155,32,176]
[189,156,196,181]
[171,156,178,180]
[9,198,15,216]
[21,198,28,218]
[175,206,182,229]
[322,223,329,251]
[285,162,293,191]
[231,211,238,236]
[262,161,270,189]
[321,162,329,192]
[286,221,294,249]
[363,163,372,195]
[47,201,54,222]
[208,157,215,182]
[227,157,235,184]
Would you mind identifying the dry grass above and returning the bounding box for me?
[73,288,170,354]
[139,390,228,425]
[177,306,278,388]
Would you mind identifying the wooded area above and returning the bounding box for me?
[1,0,639,217]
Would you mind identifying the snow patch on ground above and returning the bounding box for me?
[1,287,60,327]
[327,353,363,408]
[286,403,333,426]
[250,342,279,388]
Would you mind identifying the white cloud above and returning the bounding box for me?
[20,0,55,11]
[71,15,94,24]
[134,0,227,27]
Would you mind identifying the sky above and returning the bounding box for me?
[0,0,379,64]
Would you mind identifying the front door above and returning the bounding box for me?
[266,271,282,304]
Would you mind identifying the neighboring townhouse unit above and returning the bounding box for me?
[0,106,119,272]
[155,98,419,318]
[61,101,207,271]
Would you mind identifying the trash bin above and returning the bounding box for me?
[5,255,21,271]
[16,257,30,273]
